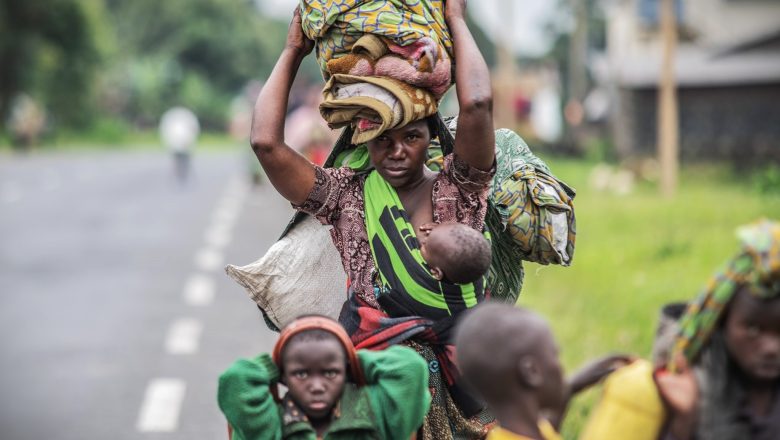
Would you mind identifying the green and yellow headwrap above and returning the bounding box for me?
[670,219,780,370]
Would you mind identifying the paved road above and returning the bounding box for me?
[0,149,295,439]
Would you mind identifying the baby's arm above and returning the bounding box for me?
[360,346,431,439]
[217,354,283,440]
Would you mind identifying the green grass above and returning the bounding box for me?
[0,129,241,152]
[515,157,780,438]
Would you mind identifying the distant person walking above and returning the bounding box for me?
[159,107,200,184]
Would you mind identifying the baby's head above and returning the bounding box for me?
[455,302,565,414]
[418,222,492,284]
[722,285,780,383]
[273,316,359,422]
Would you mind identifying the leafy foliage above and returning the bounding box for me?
[104,0,288,130]
[1,0,290,140]
[0,0,100,129]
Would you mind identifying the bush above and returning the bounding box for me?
[753,164,780,195]
[85,118,131,144]
[179,73,230,131]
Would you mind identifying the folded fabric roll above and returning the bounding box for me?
[320,73,437,144]
[300,0,452,80]
[326,34,452,99]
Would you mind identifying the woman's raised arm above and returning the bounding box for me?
[445,0,495,171]
[250,8,317,205]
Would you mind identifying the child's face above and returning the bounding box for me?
[724,288,780,383]
[282,337,347,421]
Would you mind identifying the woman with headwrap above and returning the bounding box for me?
[655,219,780,440]
[248,1,495,438]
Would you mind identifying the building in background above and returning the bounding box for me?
[599,0,780,165]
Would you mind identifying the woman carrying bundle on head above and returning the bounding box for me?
[248,0,497,437]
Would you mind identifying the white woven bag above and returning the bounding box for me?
[225,215,348,329]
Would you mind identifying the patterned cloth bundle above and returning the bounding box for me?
[320,73,438,144]
[300,0,452,143]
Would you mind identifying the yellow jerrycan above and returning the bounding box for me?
[580,359,666,440]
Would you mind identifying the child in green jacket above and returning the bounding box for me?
[218,315,430,439]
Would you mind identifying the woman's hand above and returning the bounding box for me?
[445,0,467,22]
[654,355,698,440]
[655,355,698,417]
[286,7,314,56]
[568,354,635,395]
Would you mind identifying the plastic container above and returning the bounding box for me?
[580,359,666,440]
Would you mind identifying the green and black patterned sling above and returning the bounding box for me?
[362,170,485,320]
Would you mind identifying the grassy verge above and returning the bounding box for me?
[0,129,241,152]
[516,157,780,438]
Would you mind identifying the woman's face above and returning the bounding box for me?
[366,120,432,189]
[724,287,780,383]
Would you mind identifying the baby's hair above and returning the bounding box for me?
[441,225,492,284]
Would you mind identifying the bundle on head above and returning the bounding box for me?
[299,0,453,144]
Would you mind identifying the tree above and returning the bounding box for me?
[104,0,289,129]
[0,0,101,132]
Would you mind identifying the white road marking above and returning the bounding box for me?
[194,247,224,272]
[165,318,203,354]
[224,177,249,196]
[133,176,250,434]
[183,274,215,306]
[213,206,239,226]
[204,225,232,249]
[136,378,186,432]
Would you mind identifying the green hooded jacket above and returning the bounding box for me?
[218,345,431,440]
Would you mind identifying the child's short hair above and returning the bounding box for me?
[283,328,344,358]
[455,302,561,405]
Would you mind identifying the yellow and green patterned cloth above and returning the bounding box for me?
[300,0,452,79]
[670,219,780,370]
